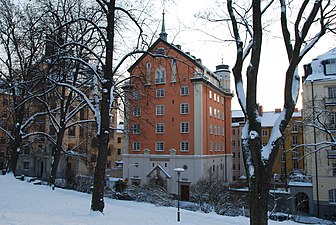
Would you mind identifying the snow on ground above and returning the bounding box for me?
[0,175,321,225]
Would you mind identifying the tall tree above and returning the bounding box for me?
[46,0,153,212]
[226,0,336,224]
[0,0,46,175]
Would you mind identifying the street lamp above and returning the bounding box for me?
[127,163,138,185]
[174,168,184,222]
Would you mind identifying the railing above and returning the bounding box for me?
[327,150,336,159]
[325,98,336,105]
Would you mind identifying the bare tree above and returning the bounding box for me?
[225,1,336,225]
[0,0,46,175]
[44,0,155,212]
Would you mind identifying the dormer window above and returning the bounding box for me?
[155,67,166,84]
[323,58,336,76]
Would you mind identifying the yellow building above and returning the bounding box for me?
[231,107,304,182]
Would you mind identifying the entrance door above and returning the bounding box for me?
[181,185,190,201]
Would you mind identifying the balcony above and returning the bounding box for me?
[325,98,336,106]
[327,150,336,159]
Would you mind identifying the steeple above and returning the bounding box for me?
[159,10,168,41]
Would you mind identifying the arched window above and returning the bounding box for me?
[171,59,177,82]
[146,62,151,85]
[155,67,166,84]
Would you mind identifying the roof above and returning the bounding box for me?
[232,109,302,127]
[146,164,171,179]
[304,47,336,82]
[128,37,203,74]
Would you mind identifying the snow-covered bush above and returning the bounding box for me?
[190,178,248,216]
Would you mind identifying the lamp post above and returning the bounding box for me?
[174,168,184,222]
[127,163,138,185]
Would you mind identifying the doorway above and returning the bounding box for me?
[181,185,190,201]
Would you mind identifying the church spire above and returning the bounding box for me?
[159,10,168,41]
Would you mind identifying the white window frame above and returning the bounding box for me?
[156,105,165,115]
[209,90,212,99]
[155,67,166,84]
[132,142,140,151]
[292,123,298,132]
[262,130,268,137]
[133,106,141,117]
[180,103,189,114]
[156,123,165,134]
[155,141,164,151]
[214,125,217,135]
[133,90,141,100]
[132,124,140,134]
[180,122,189,133]
[209,106,212,116]
[214,108,217,118]
[180,141,189,152]
[180,86,189,96]
[156,89,165,98]
[292,135,298,146]
[325,59,336,76]
[329,189,336,204]
[210,124,213,135]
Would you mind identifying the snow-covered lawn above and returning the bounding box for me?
[0,175,322,225]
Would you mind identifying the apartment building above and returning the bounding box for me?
[123,16,233,198]
[302,47,336,218]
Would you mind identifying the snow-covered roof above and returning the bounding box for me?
[232,110,301,127]
[232,110,244,118]
[288,181,313,187]
[305,47,336,82]
[116,122,124,133]
[146,164,171,178]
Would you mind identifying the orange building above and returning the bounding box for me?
[123,16,233,198]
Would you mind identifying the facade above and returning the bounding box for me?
[231,107,304,182]
[106,121,125,178]
[123,20,233,198]
[302,48,336,219]
[0,93,12,173]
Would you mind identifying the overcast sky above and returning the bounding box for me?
[158,0,335,111]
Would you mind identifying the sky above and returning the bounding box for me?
[0,175,331,225]
[157,0,336,111]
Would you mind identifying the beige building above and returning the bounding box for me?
[302,48,336,218]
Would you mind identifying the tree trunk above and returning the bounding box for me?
[48,129,65,186]
[8,141,20,175]
[248,171,271,225]
[90,0,115,213]
[91,133,108,212]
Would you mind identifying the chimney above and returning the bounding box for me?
[258,105,263,116]
[274,108,281,113]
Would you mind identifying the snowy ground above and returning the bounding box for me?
[0,175,330,225]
